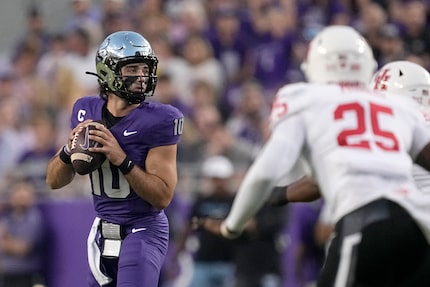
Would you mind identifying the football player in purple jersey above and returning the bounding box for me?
[46,31,184,286]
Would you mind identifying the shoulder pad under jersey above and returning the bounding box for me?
[269,82,309,129]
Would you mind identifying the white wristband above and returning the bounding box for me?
[220,222,241,239]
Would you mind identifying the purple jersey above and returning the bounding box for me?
[71,96,184,226]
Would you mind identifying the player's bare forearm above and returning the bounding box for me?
[125,145,178,210]
[124,166,176,210]
[415,142,430,172]
[46,154,76,189]
[288,176,321,202]
[269,176,321,206]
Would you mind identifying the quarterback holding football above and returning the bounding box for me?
[46,31,184,287]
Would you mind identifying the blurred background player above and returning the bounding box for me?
[173,155,237,287]
[174,155,287,287]
[45,31,184,286]
[371,60,430,194]
[232,195,287,287]
[371,60,430,286]
[197,25,430,287]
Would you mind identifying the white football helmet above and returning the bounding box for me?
[301,25,377,87]
[370,61,430,107]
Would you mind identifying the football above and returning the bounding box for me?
[70,122,106,175]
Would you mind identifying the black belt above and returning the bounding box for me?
[337,198,406,237]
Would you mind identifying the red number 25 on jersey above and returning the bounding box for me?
[335,102,400,151]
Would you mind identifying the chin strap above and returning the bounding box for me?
[86,71,104,81]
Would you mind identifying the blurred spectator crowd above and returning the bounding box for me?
[0,0,428,286]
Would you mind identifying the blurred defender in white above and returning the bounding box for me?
[199,26,430,287]
[371,60,430,195]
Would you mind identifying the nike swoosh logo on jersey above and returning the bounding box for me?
[123,130,138,136]
[131,227,147,233]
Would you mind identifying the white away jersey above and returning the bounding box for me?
[412,107,430,194]
[225,82,430,242]
[272,83,430,239]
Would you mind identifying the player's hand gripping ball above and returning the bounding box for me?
[70,122,106,175]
